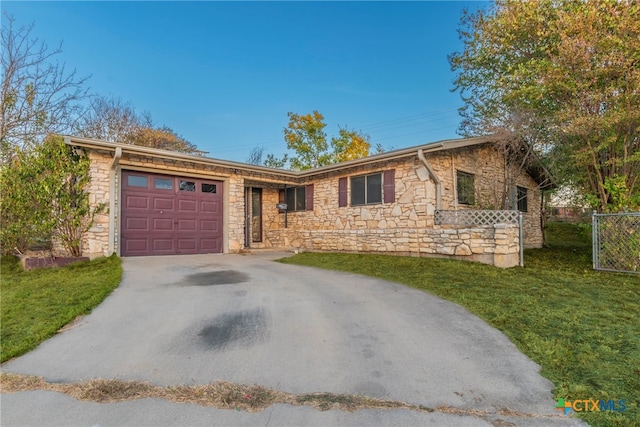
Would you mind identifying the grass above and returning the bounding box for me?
[0,254,122,363]
[278,222,640,427]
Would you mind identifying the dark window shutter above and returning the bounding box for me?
[383,169,395,203]
[338,177,347,207]
[278,189,285,213]
[306,184,314,211]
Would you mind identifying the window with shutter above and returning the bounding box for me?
[284,186,307,212]
[351,172,382,206]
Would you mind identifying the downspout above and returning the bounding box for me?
[283,184,288,229]
[417,148,442,210]
[451,152,457,210]
[109,147,122,255]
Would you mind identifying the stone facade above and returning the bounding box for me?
[255,144,541,262]
[80,147,298,258]
[83,150,111,257]
[75,138,546,268]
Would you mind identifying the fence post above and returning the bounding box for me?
[518,212,524,267]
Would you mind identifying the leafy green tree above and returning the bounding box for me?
[284,111,331,170]
[0,136,103,256]
[264,153,289,169]
[39,136,104,256]
[0,147,52,253]
[264,111,377,170]
[449,0,640,212]
[330,127,373,163]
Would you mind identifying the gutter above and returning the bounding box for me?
[418,147,442,210]
[65,136,301,178]
[111,146,122,170]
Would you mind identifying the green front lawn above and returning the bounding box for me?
[0,255,122,363]
[278,223,639,427]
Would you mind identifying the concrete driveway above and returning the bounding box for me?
[1,252,585,426]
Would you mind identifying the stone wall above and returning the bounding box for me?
[82,150,112,257]
[265,224,520,268]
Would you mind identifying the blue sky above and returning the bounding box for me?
[4,1,486,163]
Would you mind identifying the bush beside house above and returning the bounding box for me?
[0,136,103,267]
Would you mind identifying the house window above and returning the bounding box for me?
[179,180,196,192]
[517,186,528,212]
[201,183,217,194]
[351,173,382,206]
[286,186,307,211]
[127,175,148,187]
[154,178,173,190]
[339,170,394,207]
[456,171,475,205]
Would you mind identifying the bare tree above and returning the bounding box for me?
[246,146,264,165]
[124,125,200,155]
[1,13,90,161]
[76,94,201,155]
[74,96,141,143]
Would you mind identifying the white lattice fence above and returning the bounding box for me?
[434,210,520,226]
[435,209,524,267]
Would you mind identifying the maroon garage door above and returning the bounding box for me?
[121,171,223,256]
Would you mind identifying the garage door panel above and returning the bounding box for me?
[125,195,149,209]
[201,201,220,213]
[152,239,175,251]
[153,218,174,231]
[178,199,197,212]
[154,198,174,210]
[177,219,197,231]
[121,171,223,256]
[125,217,149,231]
[201,220,219,232]
[177,239,197,251]
[124,239,148,253]
[201,239,221,251]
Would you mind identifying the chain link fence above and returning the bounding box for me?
[592,212,640,273]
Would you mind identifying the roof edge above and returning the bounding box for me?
[64,135,496,178]
[64,136,300,178]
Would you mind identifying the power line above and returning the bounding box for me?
[355,108,460,131]
[203,108,462,155]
